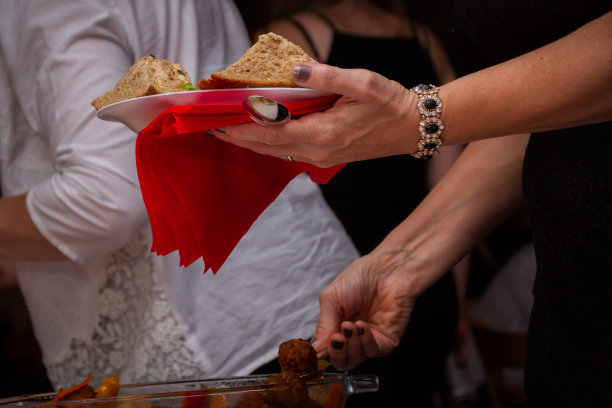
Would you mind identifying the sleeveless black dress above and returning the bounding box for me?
[456,1,612,406]
[290,13,458,408]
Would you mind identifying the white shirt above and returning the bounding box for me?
[0,0,358,388]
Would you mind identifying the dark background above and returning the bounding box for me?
[233,0,497,77]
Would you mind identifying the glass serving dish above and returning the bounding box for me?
[0,373,378,408]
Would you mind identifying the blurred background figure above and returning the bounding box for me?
[471,243,536,334]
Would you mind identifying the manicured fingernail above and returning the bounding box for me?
[331,340,344,350]
[357,327,365,336]
[293,65,312,82]
[203,130,216,137]
[310,337,318,347]
[214,127,227,134]
[343,329,353,338]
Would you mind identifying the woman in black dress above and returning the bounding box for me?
[219,1,612,405]
[252,2,467,406]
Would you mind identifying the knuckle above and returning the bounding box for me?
[319,286,333,302]
[320,65,341,90]
[355,69,382,99]
[261,129,281,146]
[310,151,333,168]
[363,70,380,89]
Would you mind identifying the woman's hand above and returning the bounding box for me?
[311,247,425,371]
[216,63,420,168]
[310,135,529,370]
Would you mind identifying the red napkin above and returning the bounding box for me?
[135,94,343,273]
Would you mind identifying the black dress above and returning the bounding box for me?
[455,1,612,406]
[290,13,459,408]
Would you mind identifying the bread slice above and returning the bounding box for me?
[197,33,316,89]
[92,56,193,110]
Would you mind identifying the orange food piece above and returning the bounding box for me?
[96,375,120,398]
[317,359,331,372]
[51,373,94,401]
[208,394,229,408]
[323,383,344,408]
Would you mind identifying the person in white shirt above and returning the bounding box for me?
[0,0,358,390]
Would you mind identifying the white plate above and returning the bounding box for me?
[96,88,335,133]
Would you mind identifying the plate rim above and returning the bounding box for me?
[96,87,334,114]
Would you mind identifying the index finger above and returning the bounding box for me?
[292,63,390,102]
[221,111,322,146]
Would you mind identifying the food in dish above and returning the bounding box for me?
[51,373,120,401]
[196,33,316,89]
[47,339,327,408]
[278,338,319,375]
[91,56,194,110]
[234,338,324,407]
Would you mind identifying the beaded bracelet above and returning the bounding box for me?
[410,84,444,160]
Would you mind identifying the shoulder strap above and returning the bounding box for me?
[286,10,336,62]
[307,9,337,31]
[413,21,432,53]
[287,16,322,60]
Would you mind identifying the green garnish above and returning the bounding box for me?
[180,83,197,91]
[177,69,186,76]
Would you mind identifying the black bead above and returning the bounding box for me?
[425,123,439,134]
[424,143,437,150]
[424,99,437,110]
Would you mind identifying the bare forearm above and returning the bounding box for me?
[0,194,68,261]
[377,134,528,293]
[440,11,612,145]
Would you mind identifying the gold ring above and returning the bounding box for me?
[282,155,295,162]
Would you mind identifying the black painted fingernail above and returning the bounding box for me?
[310,337,318,347]
[331,340,344,350]
[343,329,353,338]
[293,65,312,82]
[357,327,365,336]
[214,127,227,134]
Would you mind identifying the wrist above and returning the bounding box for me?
[403,88,424,156]
[378,212,470,298]
[372,235,449,301]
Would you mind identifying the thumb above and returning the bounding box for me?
[292,63,382,101]
[312,292,342,359]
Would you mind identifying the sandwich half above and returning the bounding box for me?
[197,33,316,89]
[92,56,193,110]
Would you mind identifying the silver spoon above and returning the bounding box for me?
[204,95,290,138]
[242,95,291,126]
